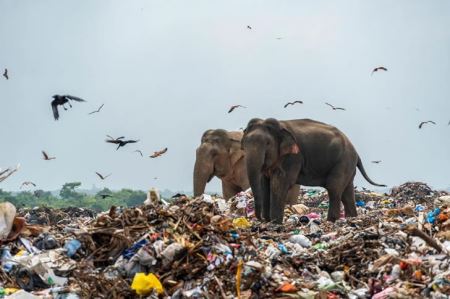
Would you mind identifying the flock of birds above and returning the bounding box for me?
[1,73,169,190]
[1,24,448,191]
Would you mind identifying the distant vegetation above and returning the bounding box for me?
[0,182,147,212]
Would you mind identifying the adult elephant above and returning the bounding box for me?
[193,129,300,201]
[241,118,386,223]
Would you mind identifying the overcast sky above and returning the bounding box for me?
[0,0,449,193]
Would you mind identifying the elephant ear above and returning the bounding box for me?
[229,147,245,166]
[279,126,300,156]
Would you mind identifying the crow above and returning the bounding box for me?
[419,121,436,129]
[284,100,303,108]
[42,151,56,160]
[371,66,388,75]
[134,150,143,157]
[325,102,346,111]
[371,161,382,164]
[150,147,168,158]
[95,172,111,180]
[3,68,8,80]
[228,105,246,113]
[88,104,104,115]
[51,95,86,120]
[99,194,112,199]
[105,135,139,150]
[247,25,252,30]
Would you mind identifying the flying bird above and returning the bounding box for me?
[418,121,436,129]
[0,164,20,183]
[247,25,252,30]
[88,104,104,115]
[3,68,8,80]
[42,151,55,160]
[51,95,86,120]
[150,147,168,158]
[95,172,111,180]
[105,135,139,150]
[371,66,388,75]
[228,105,246,113]
[98,193,112,199]
[283,100,303,108]
[371,161,382,164]
[134,150,143,157]
[21,181,37,188]
[325,102,346,111]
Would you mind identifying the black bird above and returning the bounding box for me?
[371,160,382,164]
[371,66,388,75]
[42,151,56,160]
[134,150,143,157]
[98,194,112,199]
[247,25,252,30]
[88,104,104,115]
[105,135,139,150]
[51,95,86,120]
[3,68,8,80]
[325,102,346,111]
[95,172,111,180]
[284,100,303,108]
[21,181,37,188]
[228,105,246,113]
[418,121,436,129]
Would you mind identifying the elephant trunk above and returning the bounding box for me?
[245,148,266,217]
[193,154,214,197]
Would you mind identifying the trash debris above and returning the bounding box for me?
[0,181,449,298]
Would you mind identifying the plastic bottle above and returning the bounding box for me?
[64,240,81,257]
[1,247,14,272]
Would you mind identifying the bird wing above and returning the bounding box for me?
[419,122,424,129]
[430,121,436,125]
[336,107,346,111]
[161,147,168,154]
[228,106,235,113]
[106,139,119,144]
[51,101,60,120]
[42,151,49,159]
[135,150,143,157]
[380,67,388,71]
[325,102,334,108]
[294,101,303,104]
[95,172,104,179]
[283,102,291,108]
[104,174,111,179]
[98,104,104,111]
[65,95,86,102]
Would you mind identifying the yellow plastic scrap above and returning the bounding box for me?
[131,273,164,295]
[232,217,251,229]
[236,259,243,298]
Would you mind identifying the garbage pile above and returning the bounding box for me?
[1,182,450,298]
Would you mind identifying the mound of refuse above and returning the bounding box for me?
[1,182,450,298]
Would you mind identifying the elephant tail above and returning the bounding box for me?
[357,156,387,187]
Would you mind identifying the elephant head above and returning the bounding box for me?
[193,129,244,197]
[241,118,299,219]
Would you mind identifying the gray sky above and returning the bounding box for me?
[0,0,449,193]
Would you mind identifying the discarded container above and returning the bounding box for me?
[289,234,312,248]
[131,273,163,295]
[64,239,81,257]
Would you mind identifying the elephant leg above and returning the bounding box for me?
[269,171,295,223]
[325,170,348,222]
[222,182,241,200]
[286,185,300,206]
[260,175,271,221]
[341,181,357,217]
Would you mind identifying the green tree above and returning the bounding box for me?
[60,182,83,200]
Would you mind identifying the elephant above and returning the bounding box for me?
[193,129,300,201]
[241,118,386,223]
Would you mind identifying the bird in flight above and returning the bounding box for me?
[42,151,56,160]
[95,172,111,180]
[371,66,388,75]
[88,104,104,115]
[51,95,86,120]
[3,68,8,80]
[134,150,143,157]
[247,25,252,30]
[418,121,436,129]
[325,102,346,111]
[371,161,382,164]
[105,135,139,150]
[21,181,36,188]
[284,100,303,108]
[228,105,246,113]
[98,193,112,199]
[0,164,20,183]
[150,147,168,158]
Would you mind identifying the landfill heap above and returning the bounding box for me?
[1,182,450,298]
